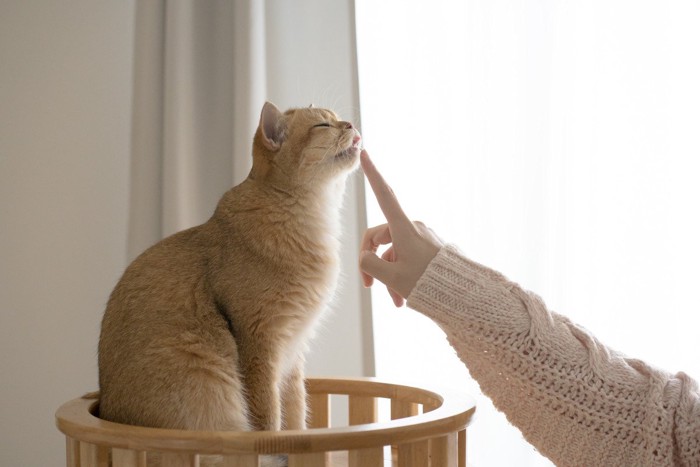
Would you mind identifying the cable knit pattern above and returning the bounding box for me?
[407,245,700,466]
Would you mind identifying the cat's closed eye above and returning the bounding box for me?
[313,123,331,128]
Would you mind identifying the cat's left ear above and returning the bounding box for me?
[260,102,285,151]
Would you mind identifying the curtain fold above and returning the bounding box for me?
[127,0,165,261]
[231,0,267,184]
[127,0,266,260]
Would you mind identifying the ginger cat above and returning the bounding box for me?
[98,102,361,440]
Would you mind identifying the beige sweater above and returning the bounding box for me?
[407,245,699,466]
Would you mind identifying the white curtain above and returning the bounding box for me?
[127,0,266,259]
[356,1,700,466]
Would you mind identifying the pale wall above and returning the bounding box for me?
[0,1,134,465]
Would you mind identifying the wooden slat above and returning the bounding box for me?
[160,452,199,467]
[306,377,440,407]
[112,448,146,467]
[458,429,467,467]
[288,452,327,467]
[430,432,458,467]
[391,399,418,421]
[397,439,430,467]
[423,399,441,413]
[79,442,108,467]
[349,395,377,425]
[66,437,80,467]
[391,399,418,467]
[411,439,430,467]
[349,396,381,467]
[397,443,412,467]
[309,392,330,428]
[222,454,259,467]
[348,447,383,467]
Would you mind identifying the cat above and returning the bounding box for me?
[98,102,361,446]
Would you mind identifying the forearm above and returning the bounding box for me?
[408,245,699,466]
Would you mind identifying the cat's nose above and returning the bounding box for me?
[344,122,354,130]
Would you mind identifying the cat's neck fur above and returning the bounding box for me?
[213,174,347,262]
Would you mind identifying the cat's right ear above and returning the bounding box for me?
[260,102,285,151]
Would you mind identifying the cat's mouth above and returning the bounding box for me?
[335,135,362,160]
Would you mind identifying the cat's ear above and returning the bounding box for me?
[259,102,285,151]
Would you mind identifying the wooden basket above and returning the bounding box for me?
[56,377,475,467]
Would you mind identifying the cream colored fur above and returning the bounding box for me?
[98,102,360,445]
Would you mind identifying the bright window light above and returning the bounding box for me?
[356,1,700,466]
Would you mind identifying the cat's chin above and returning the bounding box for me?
[334,146,361,165]
[330,132,361,170]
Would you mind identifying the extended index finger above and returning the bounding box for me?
[360,150,412,228]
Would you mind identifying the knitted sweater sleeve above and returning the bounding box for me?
[407,245,700,466]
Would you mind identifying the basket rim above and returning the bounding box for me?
[55,376,476,455]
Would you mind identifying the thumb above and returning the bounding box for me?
[359,250,394,287]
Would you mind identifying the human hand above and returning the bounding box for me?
[359,150,444,307]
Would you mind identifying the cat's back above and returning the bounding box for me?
[99,225,211,369]
[104,225,212,322]
[98,223,242,428]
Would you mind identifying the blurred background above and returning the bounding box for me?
[2,1,699,466]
